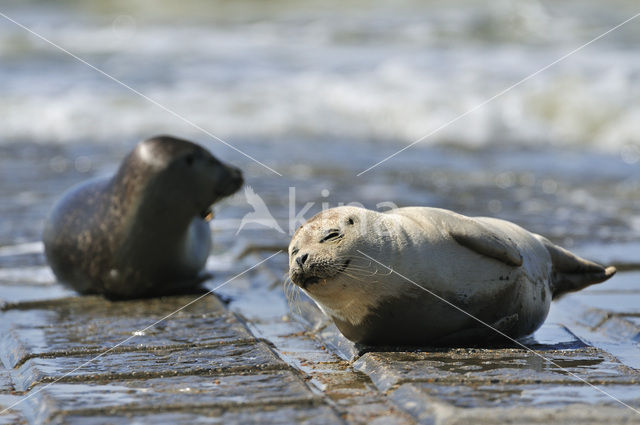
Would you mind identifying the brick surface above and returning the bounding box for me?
[354,348,640,393]
[0,413,27,425]
[0,295,252,369]
[21,371,320,424]
[0,370,13,394]
[1,313,254,370]
[2,247,639,425]
[59,405,343,425]
[389,383,640,425]
[13,341,285,392]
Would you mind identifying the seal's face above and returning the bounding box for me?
[135,136,244,219]
[287,206,396,325]
[288,207,362,290]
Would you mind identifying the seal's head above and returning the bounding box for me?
[288,206,394,325]
[124,135,244,219]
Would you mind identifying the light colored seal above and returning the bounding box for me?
[288,206,616,345]
[43,135,243,299]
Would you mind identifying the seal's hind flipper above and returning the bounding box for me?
[447,217,523,267]
[534,235,616,299]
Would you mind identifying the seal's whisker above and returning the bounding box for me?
[342,271,379,284]
[283,276,303,316]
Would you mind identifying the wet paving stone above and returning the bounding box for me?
[0,265,54,286]
[0,370,13,393]
[1,314,254,370]
[1,293,227,317]
[21,371,321,424]
[0,295,252,369]
[354,348,640,393]
[389,383,640,425]
[0,413,27,425]
[13,342,285,392]
[0,283,75,307]
[2,242,639,423]
[569,293,640,315]
[516,324,587,350]
[392,381,640,409]
[339,402,415,425]
[583,271,640,293]
[215,264,419,425]
[59,405,343,425]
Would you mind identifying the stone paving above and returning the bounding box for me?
[0,235,639,424]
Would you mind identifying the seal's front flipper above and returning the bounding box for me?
[533,235,616,299]
[445,216,523,267]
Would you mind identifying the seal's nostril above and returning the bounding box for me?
[296,253,309,267]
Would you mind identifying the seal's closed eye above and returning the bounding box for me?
[320,229,342,243]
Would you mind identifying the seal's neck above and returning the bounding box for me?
[109,163,195,253]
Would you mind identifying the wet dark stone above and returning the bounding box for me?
[0,283,75,306]
[21,371,319,424]
[0,412,27,425]
[517,324,587,350]
[60,405,343,425]
[569,293,640,315]
[582,271,640,293]
[1,313,254,370]
[0,369,13,393]
[13,342,284,392]
[0,294,246,369]
[392,381,640,409]
[354,348,640,393]
[2,293,227,316]
[388,383,640,425]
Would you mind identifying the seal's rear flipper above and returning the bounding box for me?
[534,235,617,299]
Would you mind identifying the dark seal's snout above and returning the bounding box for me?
[221,165,244,196]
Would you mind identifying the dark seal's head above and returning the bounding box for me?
[121,135,244,219]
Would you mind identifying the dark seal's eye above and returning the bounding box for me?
[185,154,195,166]
[291,247,300,256]
[320,229,342,243]
[347,217,355,225]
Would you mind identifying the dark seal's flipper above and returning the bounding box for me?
[534,235,616,299]
[443,215,523,267]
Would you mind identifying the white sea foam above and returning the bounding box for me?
[0,0,638,155]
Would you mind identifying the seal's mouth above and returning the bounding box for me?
[297,259,351,289]
[200,206,214,222]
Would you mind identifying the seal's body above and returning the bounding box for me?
[288,206,615,345]
[43,136,243,299]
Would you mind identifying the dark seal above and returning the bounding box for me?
[43,135,243,299]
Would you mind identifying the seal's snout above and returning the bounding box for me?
[290,253,319,288]
[296,253,309,268]
[223,165,244,195]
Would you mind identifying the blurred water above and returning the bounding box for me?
[0,0,639,249]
